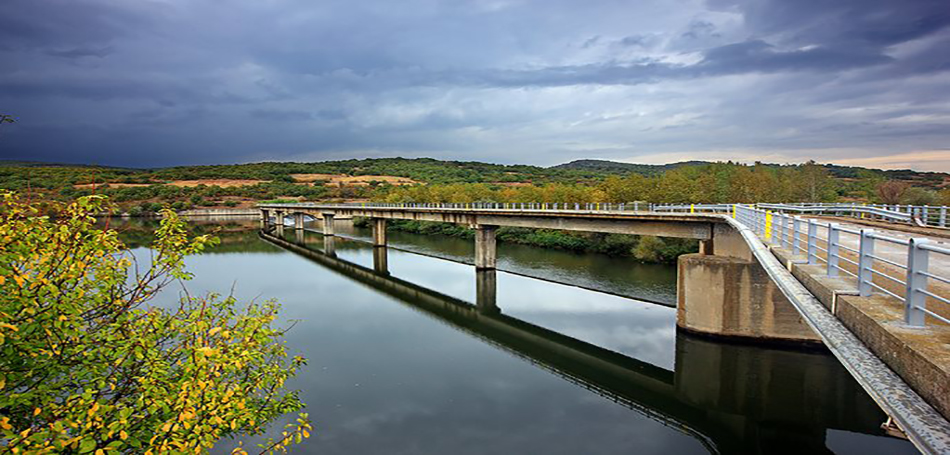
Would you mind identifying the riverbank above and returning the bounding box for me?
[353,217,697,263]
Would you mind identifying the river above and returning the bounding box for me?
[119,217,916,455]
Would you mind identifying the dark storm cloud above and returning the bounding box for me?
[0,0,948,169]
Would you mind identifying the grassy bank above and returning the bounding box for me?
[353,218,697,264]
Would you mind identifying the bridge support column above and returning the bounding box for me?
[323,235,336,257]
[275,211,285,237]
[474,225,497,270]
[322,213,335,236]
[373,246,389,275]
[678,224,819,345]
[476,269,498,314]
[295,228,305,244]
[677,252,821,345]
[260,209,270,230]
[372,218,387,246]
[294,212,305,230]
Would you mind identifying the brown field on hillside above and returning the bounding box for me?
[74,183,155,189]
[166,179,268,187]
[75,179,268,189]
[291,174,418,186]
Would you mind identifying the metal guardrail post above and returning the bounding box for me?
[904,238,930,327]
[807,219,818,264]
[776,213,787,248]
[793,216,802,254]
[857,229,875,296]
[941,207,947,227]
[905,238,930,326]
[923,206,929,225]
[827,223,840,276]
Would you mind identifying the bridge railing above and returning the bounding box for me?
[261,201,950,227]
[262,201,664,211]
[734,205,950,327]
[756,202,948,227]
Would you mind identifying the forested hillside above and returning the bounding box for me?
[1,157,948,215]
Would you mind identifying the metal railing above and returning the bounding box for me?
[756,202,948,227]
[732,205,950,327]
[259,200,950,327]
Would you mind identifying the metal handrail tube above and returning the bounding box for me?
[919,243,950,255]
[837,255,859,267]
[838,244,859,254]
[869,281,907,302]
[866,253,907,270]
[868,268,907,286]
[917,307,950,325]
[918,288,950,306]
[867,233,910,246]
[919,271,950,286]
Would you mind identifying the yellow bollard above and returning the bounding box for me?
[690,204,695,214]
[732,204,737,219]
[765,211,773,238]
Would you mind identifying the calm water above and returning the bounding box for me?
[119,218,915,455]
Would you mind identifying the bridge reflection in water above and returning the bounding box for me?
[265,229,897,455]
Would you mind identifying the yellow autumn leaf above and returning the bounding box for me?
[209,327,222,336]
[0,322,18,332]
[33,408,41,416]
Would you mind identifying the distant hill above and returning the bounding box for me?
[550,159,708,175]
[551,159,949,189]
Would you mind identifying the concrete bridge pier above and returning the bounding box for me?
[294,212,305,230]
[323,235,336,257]
[275,211,285,237]
[373,246,389,275]
[372,218,387,246]
[476,269,498,314]
[295,227,305,244]
[261,209,270,230]
[677,224,820,345]
[322,213,335,236]
[475,225,497,270]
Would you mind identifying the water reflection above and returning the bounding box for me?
[261,228,911,455]
[111,217,913,454]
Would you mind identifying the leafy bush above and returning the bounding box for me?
[0,194,310,453]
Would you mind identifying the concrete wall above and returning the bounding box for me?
[677,253,821,345]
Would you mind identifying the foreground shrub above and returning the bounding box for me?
[0,194,309,454]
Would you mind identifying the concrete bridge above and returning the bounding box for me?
[257,202,950,453]
[261,230,899,454]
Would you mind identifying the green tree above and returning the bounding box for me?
[0,194,310,453]
[900,187,937,206]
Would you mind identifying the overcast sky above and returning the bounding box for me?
[1,0,948,170]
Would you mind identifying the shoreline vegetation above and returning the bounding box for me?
[353,217,697,264]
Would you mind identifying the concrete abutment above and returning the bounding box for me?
[677,223,821,345]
